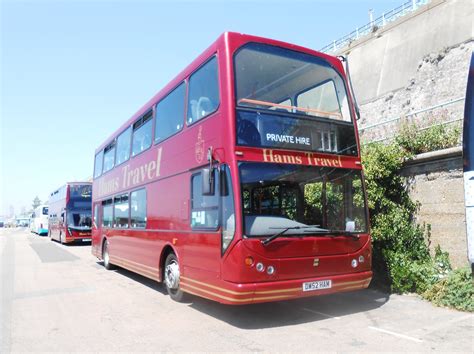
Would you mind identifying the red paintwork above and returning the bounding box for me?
[91,32,372,304]
[49,182,92,244]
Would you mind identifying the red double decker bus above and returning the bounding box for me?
[91,32,372,304]
[49,182,93,244]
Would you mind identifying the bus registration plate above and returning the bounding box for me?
[302,280,332,292]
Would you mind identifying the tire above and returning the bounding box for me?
[102,240,114,270]
[59,231,63,244]
[164,253,186,302]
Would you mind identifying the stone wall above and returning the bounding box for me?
[358,41,471,143]
[401,147,468,268]
[331,0,471,267]
[339,0,473,102]
[334,0,473,143]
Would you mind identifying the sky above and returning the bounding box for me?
[1,0,401,217]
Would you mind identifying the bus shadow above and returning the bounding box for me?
[99,262,167,295]
[69,241,91,247]
[99,262,389,329]
[186,287,390,329]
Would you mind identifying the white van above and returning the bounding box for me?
[30,204,49,235]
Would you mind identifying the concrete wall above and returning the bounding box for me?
[334,0,473,142]
[340,0,473,104]
[401,147,468,268]
[334,2,473,267]
[359,42,471,142]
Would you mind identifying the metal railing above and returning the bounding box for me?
[359,97,465,144]
[320,0,431,53]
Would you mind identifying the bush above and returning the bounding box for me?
[422,267,474,312]
[362,142,433,293]
[362,126,472,312]
[395,122,461,155]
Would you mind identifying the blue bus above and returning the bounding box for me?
[463,51,474,273]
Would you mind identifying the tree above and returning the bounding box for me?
[32,196,41,210]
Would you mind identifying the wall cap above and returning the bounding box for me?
[404,146,462,166]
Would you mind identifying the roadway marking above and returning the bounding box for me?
[1,232,15,353]
[416,314,474,336]
[368,326,423,343]
[301,307,341,320]
[14,286,95,300]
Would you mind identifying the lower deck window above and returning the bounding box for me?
[130,189,146,228]
[114,194,129,228]
[191,171,218,228]
[102,203,113,228]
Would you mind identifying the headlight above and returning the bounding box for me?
[256,262,265,272]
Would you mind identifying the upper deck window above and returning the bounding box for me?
[187,56,219,125]
[103,141,116,173]
[94,150,104,178]
[116,127,132,165]
[155,82,185,143]
[132,111,153,157]
[234,43,358,156]
[235,43,351,121]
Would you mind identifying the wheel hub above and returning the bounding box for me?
[165,260,180,290]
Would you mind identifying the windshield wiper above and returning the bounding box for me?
[304,229,360,240]
[261,226,318,246]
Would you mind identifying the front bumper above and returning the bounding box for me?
[180,270,372,305]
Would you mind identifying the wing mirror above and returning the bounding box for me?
[202,168,215,196]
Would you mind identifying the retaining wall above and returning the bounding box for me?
[402,147,468,268]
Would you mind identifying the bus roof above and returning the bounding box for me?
[94,32,344,154]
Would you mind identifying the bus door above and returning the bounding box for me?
[184,165,234,280]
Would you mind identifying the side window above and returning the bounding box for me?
[116,127,132,165]
[94,150,104,178]
[221,165,235,253]
[187,56,219,125]
[114,194,129,228]
[296,80,344,119]
[132,111,153,157]
[102,199,113,228]
[103,141,116,173]
[93,204,99,228]
[191,170,219,228]
[155,82,185,143]
[130,189,146,228]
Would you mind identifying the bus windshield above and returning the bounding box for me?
[234,43,357,156]
[67,210,92,229]
[68,184,92,209]
[70,184,92,200]
[240,162,367,236]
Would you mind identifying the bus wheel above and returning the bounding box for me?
[164,253,186,302]
[102,240,114,270]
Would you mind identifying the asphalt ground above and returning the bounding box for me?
[1,227,473,352]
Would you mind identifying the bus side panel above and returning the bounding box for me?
[147,173,221,281]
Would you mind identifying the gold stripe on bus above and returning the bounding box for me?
[181,282,293,303]
[181,276,254,295]
[111,254,158,272]
[334,279,368,287]
[337,284,368,292]
[181,276,370,296]
[113,260,159,282]
[112,257,158,279]
[254,287,301,295]
[110,256,159,281]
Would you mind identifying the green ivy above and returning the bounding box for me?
[422,267,474,312]
[361,124,472,311]
[395,122,461,155]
